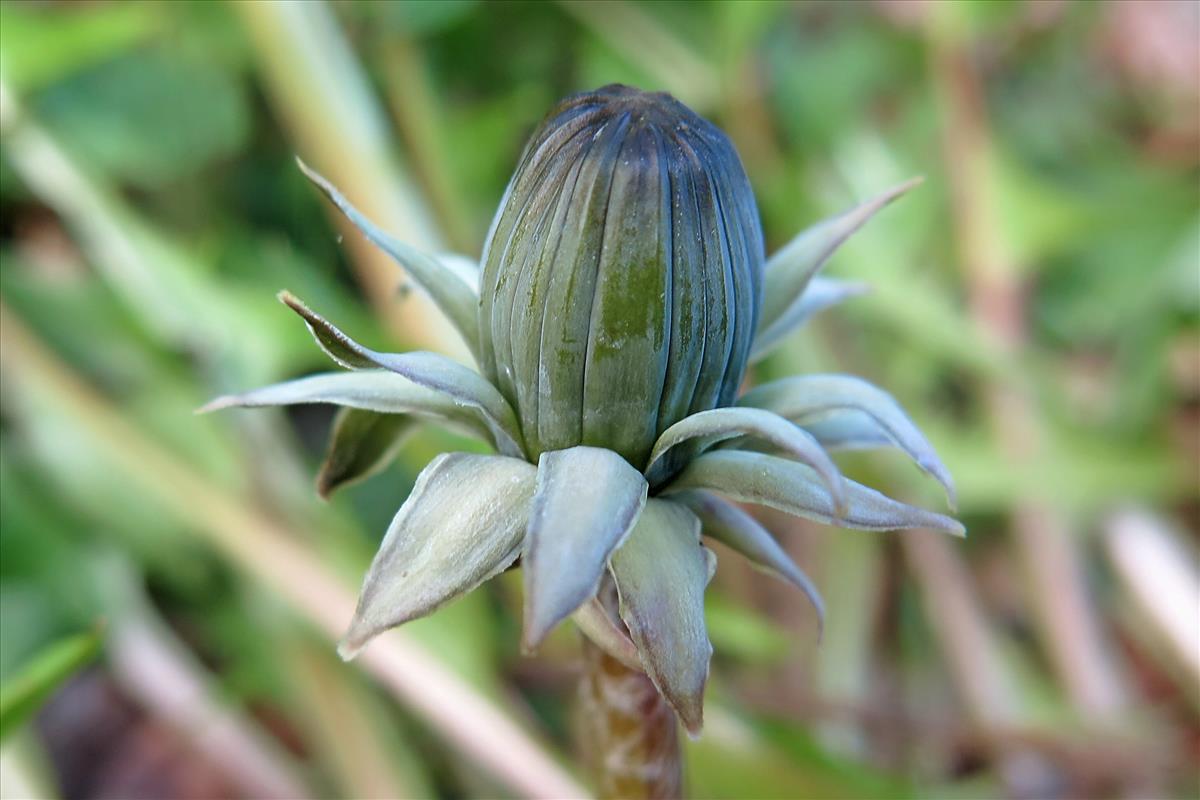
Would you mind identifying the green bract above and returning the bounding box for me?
[479,85,763,469]
[204,85,961,736]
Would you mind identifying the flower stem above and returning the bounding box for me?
[579,636,682,799]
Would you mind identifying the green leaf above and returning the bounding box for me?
[666,450,964,536]
[316,409,417,500]
[296,159,481,360]
[0,630,101,741]
[278,292,524,458]
[750,277,869,361]
[739,374,956,508]
[755,179,921,357]
[35,49,250,188]
[354,0,479,36]
[674,490,824,637]
[339,453,536,659]
[522,447,647,649]
[0,3,159,93]
[704,595,793,664]
[686,715,916,800]
[646,407,846,512]
[610,499,714,736]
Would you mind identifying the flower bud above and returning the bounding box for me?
[480,85,764,468]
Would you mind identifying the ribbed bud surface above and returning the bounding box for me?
[480,84,764,468]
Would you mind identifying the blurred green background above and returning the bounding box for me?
[1,1,1197,798]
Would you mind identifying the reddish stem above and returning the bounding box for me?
[578,636,683,799]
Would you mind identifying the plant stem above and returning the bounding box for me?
[578,637,682,799]
[573,581,690,800]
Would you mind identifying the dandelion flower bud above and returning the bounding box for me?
[479,84,764,468]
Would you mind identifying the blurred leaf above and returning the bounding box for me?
[442,86,546,227]
[564,0,718,110]
[0,450,111,670]
[920,419,1187,513]
[713,0,788,68]
[766,17,916,151]
[956,0,1026,32]
[353,0,478,36]
[34,48,249,188]
[992,148,1094,269]
[0,630,101,741]
[705,595,792,664]
[278,631,435,799]
[687,710,913,799]
[0,2,159,92]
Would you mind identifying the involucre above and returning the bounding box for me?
[479,85,764,469]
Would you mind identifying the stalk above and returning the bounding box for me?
[577,582,683,799]
[578,639,682,800]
